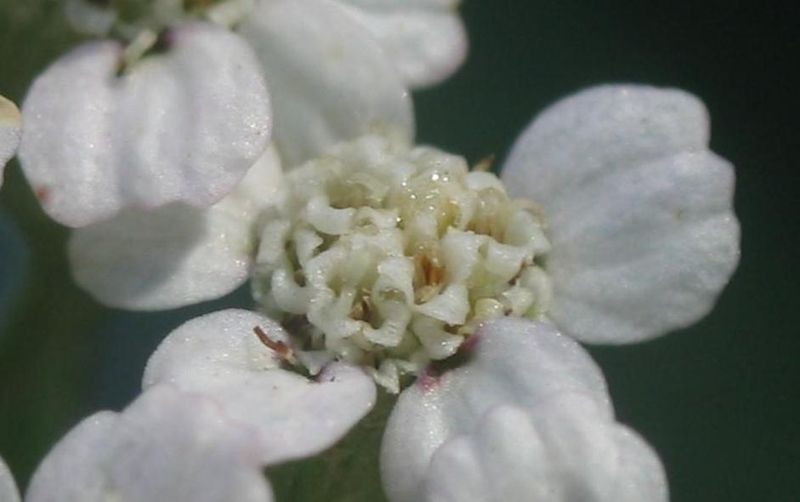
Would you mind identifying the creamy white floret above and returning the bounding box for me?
[253,135,551,391]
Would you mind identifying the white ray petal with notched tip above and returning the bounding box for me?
[238,0,413,167]
[19,22,271,228]
[381,318,615,502]
[26,385,274,502]
[334,0,467,88]
[68,146,282,310]
[502,85,740,344]
[422,396,667,502]
[0,95,21,188]
[144,309,377,465]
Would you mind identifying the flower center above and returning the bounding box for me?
[253,135,552,392]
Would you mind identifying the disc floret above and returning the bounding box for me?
[253,135,552,391]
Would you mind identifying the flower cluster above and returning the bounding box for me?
[0,1,739,501]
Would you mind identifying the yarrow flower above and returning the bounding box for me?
[1,2,740,499]
[56,85,737,499]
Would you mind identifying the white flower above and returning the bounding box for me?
[66,84,738,500]
[72,84,739,343]
[1,385,275,502]
[0,95,21,188]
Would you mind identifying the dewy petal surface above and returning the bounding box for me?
[502,85,740,343]
[0,95,22,188]
[143,309,377,465]
[381,318,613,502]
[333,0,468,88]
[18,22,271,228]
[0,454,20,502]
[26,385,274,502]
[68,147,282,310]
[423,396,667,502]
[237,0,413,167]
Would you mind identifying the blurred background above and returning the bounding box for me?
[1,1,798,500]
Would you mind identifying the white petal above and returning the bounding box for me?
[502,85,740,343]
[423,396,667,502]
[0,95,22,188]
[19,22,271,227]
[237,0,413,167]
[67,148,280,310]
[143,309,377,465]
[380,318,612,502]
[26,412,118,502]
[333,0,467,88]
[0,454,20,502]
[27,385,273,502]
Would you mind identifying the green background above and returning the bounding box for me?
[1,1,798,500]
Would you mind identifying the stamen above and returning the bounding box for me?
[253,326,296,363]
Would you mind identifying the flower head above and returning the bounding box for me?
[70,84,739,348]
[251,135,551,391]
[61,84,739,499]
[0,0,738,498]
